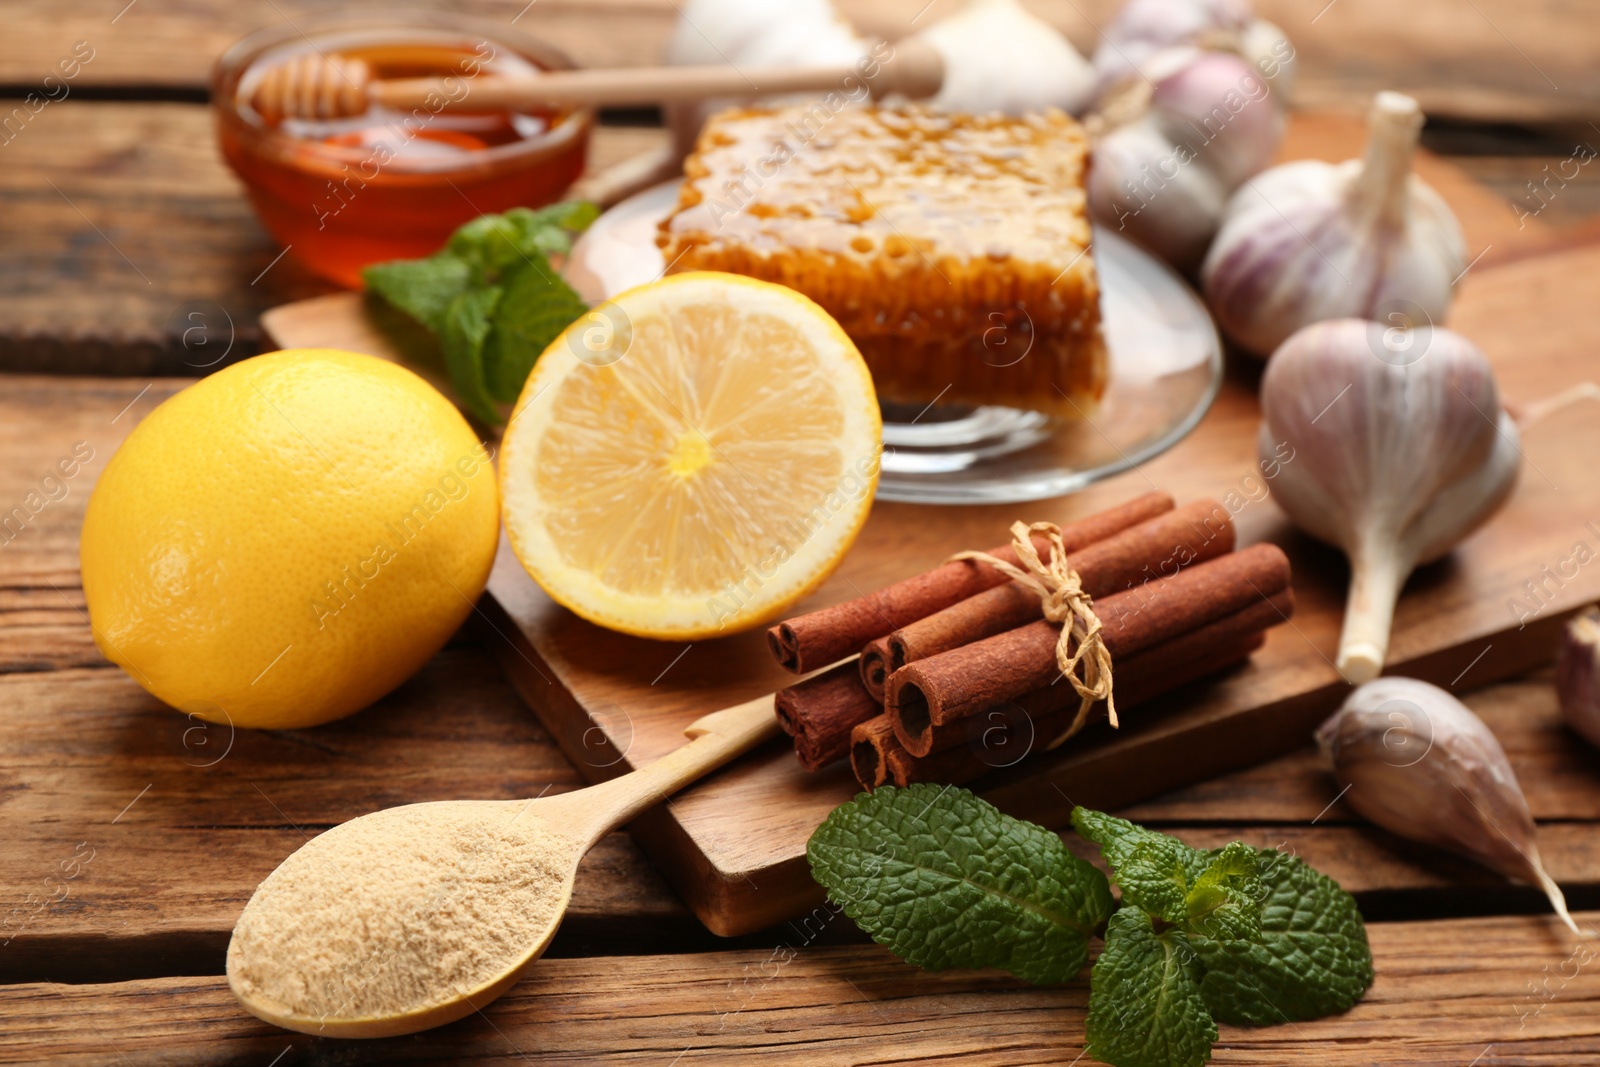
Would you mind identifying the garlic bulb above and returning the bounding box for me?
[911,0,1095,116]
[1318,677,1580,935]
[663,0,1096,154]
[1203,91,1468,358]
[1088,50,1283,273]
[1259,319,1519,683]
[1557,607,1600,750]
[1092,0,1297,101]
[663,0,870,156]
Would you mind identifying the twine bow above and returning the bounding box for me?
[949,521,1115,750]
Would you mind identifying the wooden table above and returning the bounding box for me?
[4,3,1600,1064]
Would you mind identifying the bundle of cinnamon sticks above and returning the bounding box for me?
[767,492,1295,791]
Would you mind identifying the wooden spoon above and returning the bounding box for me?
[248,41,945,125]
[226,693,779,1038]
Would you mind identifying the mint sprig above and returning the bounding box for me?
[808,788,1373,1067]
[806,785,1112,984]
[363,203,597,424]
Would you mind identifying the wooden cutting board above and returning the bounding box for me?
[260,114,1600,936]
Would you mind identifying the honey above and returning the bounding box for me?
[214,17,591,288]
[658,105,1107,417]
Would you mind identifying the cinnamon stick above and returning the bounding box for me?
[886,543,1292,750]
[775,662,882,771]
[884,498,1235,674]
[766,491,1174,673]
[897,591,1291,756]
[883,630,1267,790]
[860,636,894,701]
[850,715,901,791]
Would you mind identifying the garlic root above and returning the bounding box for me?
[1530,856,1583,937]
[1514,381,1600,429]
[1340,546,1409,684]
[1347,91,1422,233]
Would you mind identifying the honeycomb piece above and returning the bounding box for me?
[657,104,1107,417]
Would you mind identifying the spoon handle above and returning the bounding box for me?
[565,694,782,844]
[368,40,946,112]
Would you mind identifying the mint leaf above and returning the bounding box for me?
[483,256,587,403]
[515,201,601,233]
[440,286,503,425]
[1071,808,1209,925]
[447,203,600,278]
[362,253,472,333]
[1087,908,1216,1067]
[507,202,601,258]
[447,213,527,277]
[808,785,1113,985]
[1188,849,1374,1026]
[363,202,598,423]
[1185,842,1262,943]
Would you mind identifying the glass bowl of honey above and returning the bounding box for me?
[214,12,593,288]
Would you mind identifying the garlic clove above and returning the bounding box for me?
[663,0,870,156]
[1202,92,1468,358]
[1089,119,1234,271]
[914,0,1096,116]
[665,0,864,69]
[1258,319,1519,682]
[1557,607,1600,750]
[1088,50,1283,274]
[1240,18,1296,98]
[1148,50,1283,187]
[1318,677,1582,935]
[1091,0,1294,103]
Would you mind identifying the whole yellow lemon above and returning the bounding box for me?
[80,349,500,730]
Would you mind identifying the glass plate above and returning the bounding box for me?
[564,181,1223,505]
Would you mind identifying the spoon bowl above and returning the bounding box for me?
[227,694,778,1037]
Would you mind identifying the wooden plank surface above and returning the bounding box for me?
[1,0,1592,123]
[0,103,667,374]
[6,371,1600,983]
[3,913,1597,1065]
[3,2,1598,1060]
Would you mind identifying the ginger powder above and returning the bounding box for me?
[227,801,573,1022]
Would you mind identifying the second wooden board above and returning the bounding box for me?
[479,236,1600,935]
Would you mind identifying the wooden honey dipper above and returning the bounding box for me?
[248,40,946,124]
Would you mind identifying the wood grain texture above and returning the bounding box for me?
[1,0,1591,122]
[0,651,701,983]
[0,102,666,374]
[0,103,329,375]
[3,913,1598,1065]
[0,375,180,671]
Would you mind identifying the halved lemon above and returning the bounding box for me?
[500,271,882,640]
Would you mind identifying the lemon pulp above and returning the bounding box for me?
[500,272,882,639]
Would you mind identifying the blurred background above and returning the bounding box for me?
[0,0,1594,376]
